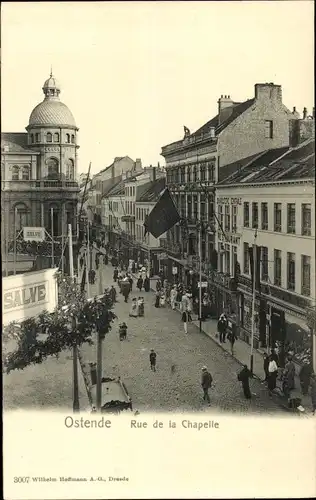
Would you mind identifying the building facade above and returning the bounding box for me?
[160,82,308,305]
[1,72,80,273]
[216,136,315,367]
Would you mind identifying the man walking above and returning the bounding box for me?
[201,366,213,404]
[237,364,252,399]
[217,314,227,343]
[150,349,157,372]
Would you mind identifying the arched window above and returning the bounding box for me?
[46,158,59,179]
[46,132,52,143]
[12,165,19,181]
[66,133,70,143]
[66,159,75,180]
[71,134,75,144]
[30,134,34,143]
[14,203,29,230]
[36,133,40,142]
[22,165,30,180]
[54,132,60,143]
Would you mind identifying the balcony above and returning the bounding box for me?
[2,180,79,191]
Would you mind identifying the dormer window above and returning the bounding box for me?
[71,134,75,144]
[54,132,60,142]
[46,132,52,143]
[66,133,70,143]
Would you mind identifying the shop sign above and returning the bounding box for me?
[2,268,58,326]
[23,227,45,242]
[217,197,242,206]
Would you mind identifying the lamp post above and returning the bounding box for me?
[250,229,258,373]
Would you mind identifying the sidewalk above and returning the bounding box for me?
[89,245,312,414]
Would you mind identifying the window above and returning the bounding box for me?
[15,205,28,229]
[200,163,206,181]
[264,120,273,139]
[71,134,75,144]
[54,133,60,142]
[287,203,296,234]
[261,246,268,281]
[187,195,192,219]
[274,249,282,286]
[200,194,206,220]
[46,132,52,143]
[180,166,185,183]
[36,133,40,142]
[274,203,282,232]
[218,205,224,229]
[12,166,19,181]
[243,243,249,274]
[46,158,59,179]
[302,204,311,236]
[232,206,237,232]
[261,202,268,230]
[180,195,186,218]
[224,205,230,232]
[208,197,214,220]
[66,133,70,143]
[301,255,311,296]
[287,252,295,291]
[193,195,198,219]
[252,202,258,228]
[187,166,191,182]
[22,166,30,180]
[207,161,215,182]
[243,202,249,227]
[232,246,238,277]
[193,165,197,182]
[224,244,230,275]
[66,159,74,180]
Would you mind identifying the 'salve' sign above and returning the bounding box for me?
[3,284,47,310]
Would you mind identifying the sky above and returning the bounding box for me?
[2,1,314,176]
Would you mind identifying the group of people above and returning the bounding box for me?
[129,297,145,318]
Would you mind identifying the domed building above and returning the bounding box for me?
[1,72,80,273]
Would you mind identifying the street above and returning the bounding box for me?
[81,248,286,414]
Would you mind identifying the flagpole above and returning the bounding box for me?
[250,229,258,373]
[51,207,54,268]
[86,220,90,298]
[13,207,17,276]
[199,225,202,332]
[69,224,80,412]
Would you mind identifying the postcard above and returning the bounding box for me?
[2,1,315,499]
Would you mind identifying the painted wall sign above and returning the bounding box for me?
[2,268,58,326]
[23,227,45,242]
[217,197,242,206]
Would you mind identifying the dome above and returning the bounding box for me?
[28,71,76,127]
[29,100,76,127]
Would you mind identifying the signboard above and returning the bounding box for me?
[157,252,168,260]
[172,266,178,275]
[23,227,45,242]
[217,197,242,206]
[198,281,208,288]
[2,268,58,326]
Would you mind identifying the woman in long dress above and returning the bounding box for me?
[129,298,139,317]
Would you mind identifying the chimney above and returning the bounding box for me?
[254,83,282,103]
[151,167,157,182]
[135,158,142,170]
[217,95,234,125]
[303,107,308,119]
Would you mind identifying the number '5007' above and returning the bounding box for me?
[14,477,30,483]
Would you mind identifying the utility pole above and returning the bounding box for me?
[86,219,90,298]
[69,224,80,412]
[13,207,17,275]
[96,253,103,412]
[198,226,202,332]
[250,229,258,373]
[51,207,55,268]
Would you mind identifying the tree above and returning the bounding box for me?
[3,272,116,374]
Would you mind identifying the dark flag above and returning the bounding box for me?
[80,264,86,293]
[249,245,261,292]
[143,188,180,238]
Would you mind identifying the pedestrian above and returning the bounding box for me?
[263,353,270,382]
[128,275,133,292]
[170,285,177,310]
[310,373,316,415]
[91,269,96,284]
[182,310,189,334]
[154,290,160,308]
[109,285,117,304]
[119,322,127,341]
[282,355,296,398]
[299,360,313,395]
[129,298,138,317]
[268,354,278,392]
[113,267,118,283]
[138,297,144,317]
[137,276,143,292]
[150,349,157,371]
[144,276,150,292]
[217,314,227,343]
[201,366,213,404]
[156,279,162,292]
[104,254,108,265]
[237,364,252,399]
[228,328,237,354]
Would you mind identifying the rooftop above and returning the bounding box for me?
[1,133,39,154]
[218,139,315,185]
[136,177,166,202]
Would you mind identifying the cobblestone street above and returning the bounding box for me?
[81,252,286,415]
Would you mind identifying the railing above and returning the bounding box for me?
[2,180,79,190]
[161,130,217,155]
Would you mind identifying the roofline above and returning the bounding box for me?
[1,150,41,155]
[26,124,79,131]
[216,178,315,189]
